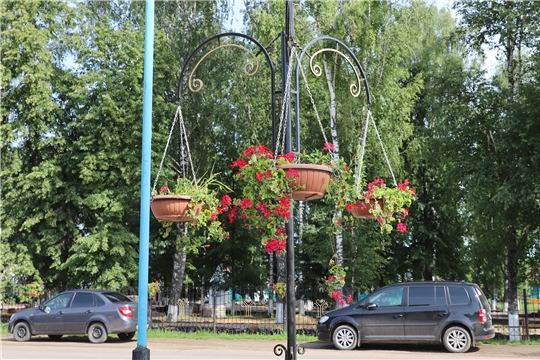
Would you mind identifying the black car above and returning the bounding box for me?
[317,281,495,353]
[8,290,138,343]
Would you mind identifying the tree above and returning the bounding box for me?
[1,0,82,291]
[454,0,540,337]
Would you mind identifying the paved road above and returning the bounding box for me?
[2,336,540,360]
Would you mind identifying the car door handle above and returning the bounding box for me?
[438,311,448,316]
[393,314,403,319]
[85,310,93,314]
[57,311,64,315]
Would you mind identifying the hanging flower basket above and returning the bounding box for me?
[276,163,332,201]
[348,198,385,219]
[150,195,202,222]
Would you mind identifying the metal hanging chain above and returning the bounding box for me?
[355,108,371,192]
[152,105,198,194]
[177,107,198,186]
[295,49,331,149]
[355,109,397,190]
[371,112,397,186]
[274,45,297,164]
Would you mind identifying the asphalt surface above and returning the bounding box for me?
[1,335,540,360]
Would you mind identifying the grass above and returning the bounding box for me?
[480,339,540,345]
[147,328,316,341]
[0,322,315,341]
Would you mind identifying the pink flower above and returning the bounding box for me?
[242,146,256,157]
[228,206,237,224]
[397,222,407,233]
[323,142,335,151]
[231,159,247,169]
[285,169,300,178]
[240,198,253,209]
[264,239,286,254]
[159,185,169,194]
[278,152,296,162]
[256,171,265,181]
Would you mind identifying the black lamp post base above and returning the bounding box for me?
[132,346,150,360]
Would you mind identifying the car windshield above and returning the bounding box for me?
[102,292,133,303]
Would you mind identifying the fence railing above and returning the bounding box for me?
[490,290,540,341]
[143,286,540,340]
[141,286,335,335]
[4,285,539,340]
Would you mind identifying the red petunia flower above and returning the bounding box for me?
[323,142,335,151]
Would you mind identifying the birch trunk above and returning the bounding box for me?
[323,58,345,309]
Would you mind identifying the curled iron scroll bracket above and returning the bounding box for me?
[296,35,371,106]
[308,48,362,98]
[273,343,306,359]
[177,32,275,100]
[188,43,260,93]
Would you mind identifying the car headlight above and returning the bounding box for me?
[319,315,329,324]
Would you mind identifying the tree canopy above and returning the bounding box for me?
[2,0,540,310]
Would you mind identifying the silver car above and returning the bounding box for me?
[8,290,138,343]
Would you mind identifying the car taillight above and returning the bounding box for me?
[118,306,133,318]
[478,308,487,323]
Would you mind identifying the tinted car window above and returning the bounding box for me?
[474,286,490,311]
[71,292,94,307]
[103,292,133,303]
[448,287,470,305]
[369,286,404,307]
[94,294,106,306]
[409,286,434,306]
[45,292,73,309]
[436,286,446,305]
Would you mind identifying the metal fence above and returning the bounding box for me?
[5,285,538,340]
[143,286,540,340]
[490,290,540,341]
[140,286,336,336]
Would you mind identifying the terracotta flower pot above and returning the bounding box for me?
[276,164,332,201]
[150,195,202,222]
[349,198,384,219]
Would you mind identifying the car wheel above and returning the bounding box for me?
[117,332,135,341]
[48,335,63,340]
[443,326,471,353]
[332,325,357,350]
[88,323,108,344]
[13,322,31,342]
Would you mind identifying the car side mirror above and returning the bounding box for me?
[39,304,51,313]
[366,303,378,310]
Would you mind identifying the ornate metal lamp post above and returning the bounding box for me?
[136,1,370,359]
